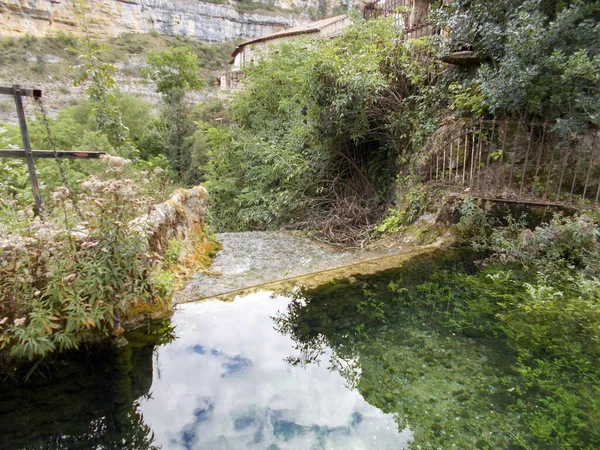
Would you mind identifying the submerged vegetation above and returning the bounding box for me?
[0,10,598,450]
[276,211,600,448]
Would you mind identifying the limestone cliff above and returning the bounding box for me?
[0,0,322,42]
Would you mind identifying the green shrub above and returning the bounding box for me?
[457,196,494,239]
[0,156,171,362]
[164,239,185,266]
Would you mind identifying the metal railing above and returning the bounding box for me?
[363,0,436,38]
[425,120,600,205]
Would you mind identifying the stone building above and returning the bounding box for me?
[219,14,351,90]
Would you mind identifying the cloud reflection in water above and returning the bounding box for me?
[140,292,412,449]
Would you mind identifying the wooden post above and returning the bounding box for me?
[12,85,43,214]
[1,86,105,218]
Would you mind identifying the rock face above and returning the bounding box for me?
[140,185,209,253]
[0,0,318,42]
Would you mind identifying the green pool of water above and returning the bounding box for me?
[0,250,587,449]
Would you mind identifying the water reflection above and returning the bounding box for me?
[141,293,412,449]
[0,328,161,449]
[274,254,524,449]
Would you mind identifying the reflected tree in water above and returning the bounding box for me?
[0,321,176,449]
[273,253,525,449]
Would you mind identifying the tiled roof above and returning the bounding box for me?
[232,15,349,57]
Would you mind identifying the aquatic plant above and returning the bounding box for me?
[276,232,600,449]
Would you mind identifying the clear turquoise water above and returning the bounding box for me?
[0,252,526,449]
[0,293,413,449]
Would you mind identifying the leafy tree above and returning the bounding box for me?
[143,47,205,94]
[437,0,600,132]
[141,47,205,181]
[204,18,442,238]
[69,0,132,154]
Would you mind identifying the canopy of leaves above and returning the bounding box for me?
[144,47,205,94]
[437,0,600,132]
[204,18,442,238]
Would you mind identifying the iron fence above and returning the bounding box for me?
[425,120,600,205]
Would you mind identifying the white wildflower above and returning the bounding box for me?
[14,317,26,327]
[101,154,131,171]
[63,273,76,283]
[81,176,103,192]
[51,187,69,203]
[81,241,99,250]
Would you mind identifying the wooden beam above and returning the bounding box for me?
[0,86,42,98]
[0,149,106,159]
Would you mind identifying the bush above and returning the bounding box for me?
[204,18,442,240]
[436,0,600,131]
[0,156,171,362]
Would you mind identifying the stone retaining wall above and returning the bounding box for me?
[137,185,209,254]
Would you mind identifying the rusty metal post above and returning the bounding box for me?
[12,85,43,214]
[469,131,476,188]
[462,129,468,185]
[582,131,597,202]
[476,119,484,191]
[448,142,453,184]
[495,119,509,194]
[442,146,446,184]
[507,121,523,189]
[543,141,556,201]
[519,126,534,195]
[456,133,461,186]
[570,149,580,202]
[532,122,548,196]
[484,120,497,196]
[429,155,433,181]
[557,140,572,202]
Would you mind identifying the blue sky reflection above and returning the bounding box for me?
[140,292,412,449]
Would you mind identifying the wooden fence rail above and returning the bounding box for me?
[425,120,600,205]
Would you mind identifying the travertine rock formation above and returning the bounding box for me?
[0,0,318,42]
[138,185,209,253]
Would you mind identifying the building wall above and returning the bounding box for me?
[222,15,351,90]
